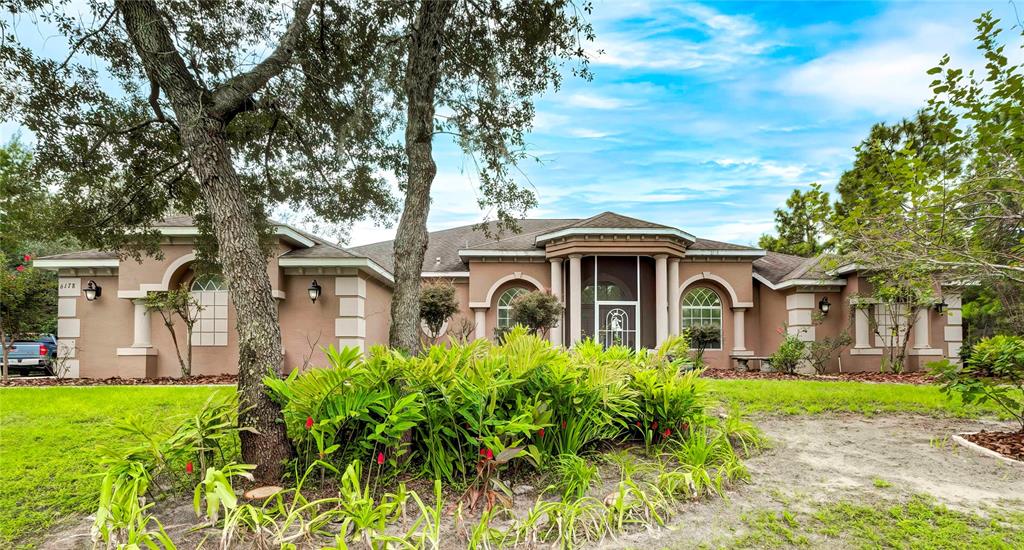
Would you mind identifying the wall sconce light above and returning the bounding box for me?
[307,279,322,303]
[84,280,102,301]
[818,296,831,315]
[933,300,948,314]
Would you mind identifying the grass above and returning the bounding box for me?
[0,385,226,548]
[725,495,1024,549]
[707,378,1005,418]
[0,378,1007,547]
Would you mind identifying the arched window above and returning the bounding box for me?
[681,287,722,349]
[190,274,228,347]
[497,287,529,329]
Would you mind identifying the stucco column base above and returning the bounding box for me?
[116,349,158,378]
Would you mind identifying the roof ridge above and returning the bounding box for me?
[351,217,583,250]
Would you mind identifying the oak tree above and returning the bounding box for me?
[1,0,400,480]
[362,0,594,352]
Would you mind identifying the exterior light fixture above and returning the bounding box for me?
[934,300,948,314]
[84,280,102,301]
[307,279,322,303]
[818,296,831,315]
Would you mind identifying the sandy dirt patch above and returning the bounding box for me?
[39,414,1023,549]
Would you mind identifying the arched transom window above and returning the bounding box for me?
[681,287,722,350]
[190,274,228,347]
[497,287,529,329]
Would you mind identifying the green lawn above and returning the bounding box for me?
[720,495,1024,549]
[0,379,1005,547]
[0,385,226,548]
[706,378,1005,418]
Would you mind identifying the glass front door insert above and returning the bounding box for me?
[598,303,637,348]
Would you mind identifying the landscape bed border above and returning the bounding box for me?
[0,370,937,387]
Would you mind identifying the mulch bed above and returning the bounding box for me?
[701,369,937,385]
[1,374,238,387]
[962,430,1024,462]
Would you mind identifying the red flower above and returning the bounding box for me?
[305,416,314,430]
[561,420,567,429]
[663,428,672,437]
[186,461,194,474]
[651,421,658,429]
[23,254,31,262]
[16,265,24,272]
[377,452,385,465]
[480,448,494,460]
[635,421,641,428]
[538,428,545,438]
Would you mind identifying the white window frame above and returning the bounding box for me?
[496,287,530,330]
[681,287,723,350]
[190,275,228,347]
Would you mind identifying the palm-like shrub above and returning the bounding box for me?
[265,327,711,484]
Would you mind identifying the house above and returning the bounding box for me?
[34,212,963,378]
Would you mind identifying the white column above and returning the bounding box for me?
[569,254,582,345]
[913,308,929,349]
[854,306,871,349]
[732,308,747,352]
[474,308,487,341]
[668,258,680,336]
[654,254,668,346]
[132,300,152,348]
[549,258,563,346]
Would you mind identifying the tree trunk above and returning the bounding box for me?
[182,119,293,480]
[118,0,299,481]
[388,0,455,353]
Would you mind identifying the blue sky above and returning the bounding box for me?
[347,0,1018,247]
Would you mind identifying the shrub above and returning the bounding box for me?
[144,286,201,377]
[685,324,719,364]
[806,330,852,375]
[551,454,599,500]
[510,290,562,337]
[419,282,459,343]
[265,328,710,484]
[931,335,1024,431]
[770,334,805,374]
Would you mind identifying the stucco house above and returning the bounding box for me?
[35,212,964,378]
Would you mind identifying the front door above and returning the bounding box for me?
[598,303,638,349]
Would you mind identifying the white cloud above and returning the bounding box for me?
[566,128,615,139]
[777,17,976,116]
[700,220,774,245]
[565,93,631,110]
[588,1,777,72]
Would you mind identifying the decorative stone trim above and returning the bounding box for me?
[335,276,366,351]
[55,279,82,378]
[944,293,963,362]
[116,347,159,356]
[785,292,816,343]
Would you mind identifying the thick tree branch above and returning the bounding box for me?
[209,0,315,118]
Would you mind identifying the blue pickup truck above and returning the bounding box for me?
[3,334,58,375]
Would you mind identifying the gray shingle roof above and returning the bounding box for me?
[752,252,839,285]
[353,213,764,274]
[690,238,758,251]
[35,249,119,260]
[567,211,675,230]
[38,216,365,261]
[352,218,576,273]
